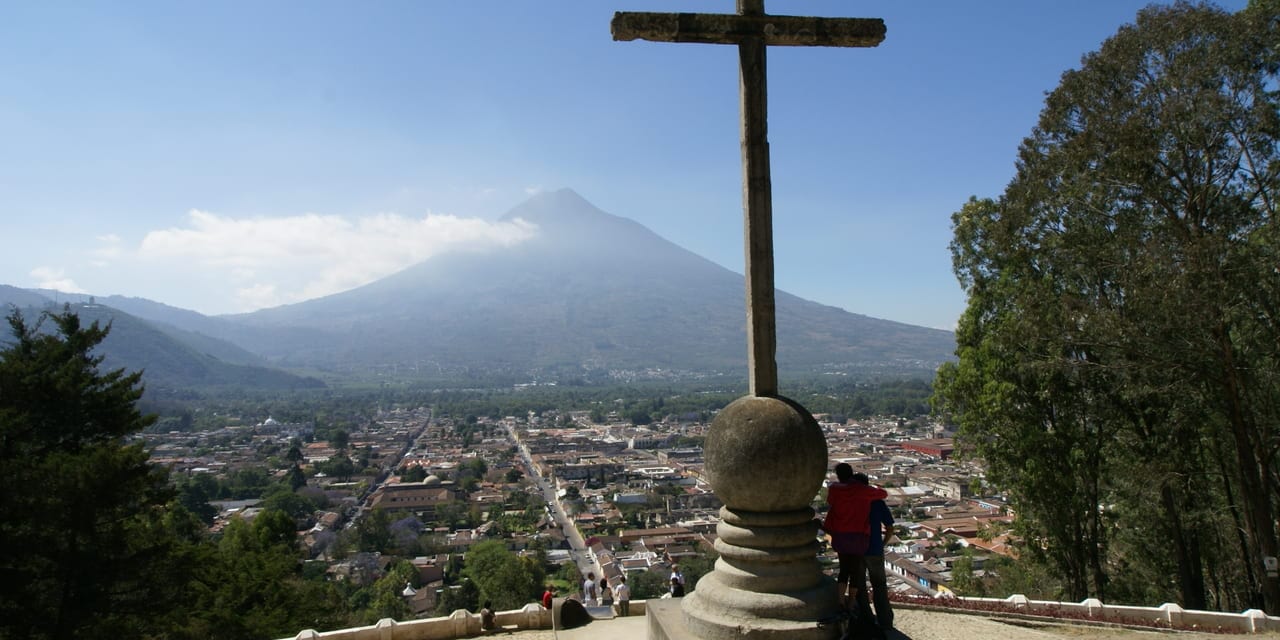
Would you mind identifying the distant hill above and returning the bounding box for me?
[215,189,955,380]
[95,295,279,367]
[0,284,56,309]
[0,292,323,392]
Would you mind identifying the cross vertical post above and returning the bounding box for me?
[737,0,777,396]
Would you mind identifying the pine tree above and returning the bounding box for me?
[0,308,187,638]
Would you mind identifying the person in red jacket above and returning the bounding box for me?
[822,463,887,607]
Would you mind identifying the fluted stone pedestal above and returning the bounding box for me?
[680,395,838,640]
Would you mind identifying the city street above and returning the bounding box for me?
[510,427,602,585]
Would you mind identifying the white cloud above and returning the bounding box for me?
[30,266,87,293]
[135,209,537,311]
[235,283,279,310]
[523,185,545,196]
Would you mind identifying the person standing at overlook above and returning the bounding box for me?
[858,474,896,631]
[822,463,887,609]
[613,576,631,616]
[582,572,599,606]
[600,576,613,607]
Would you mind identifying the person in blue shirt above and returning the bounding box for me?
[855,474,895,631]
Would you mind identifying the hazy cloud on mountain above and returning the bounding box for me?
[29,266,87,294]
[83,209,540,312]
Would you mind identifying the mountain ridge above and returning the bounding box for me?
[211,189,955,379]
[0,290,324,392]
[3,189,955,383]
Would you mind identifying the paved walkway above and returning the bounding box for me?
[490,606,1280,640]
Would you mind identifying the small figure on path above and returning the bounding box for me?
[541,585,554,610]
[582,572,599,606]
[613,576,631,616]
[480,601,496,632]
[670,576,686,598]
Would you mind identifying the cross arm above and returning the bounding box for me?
[611,12,885,47]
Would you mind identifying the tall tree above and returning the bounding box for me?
[462,540,541,611]
[0,309,192,639]
[936,1,1280,612]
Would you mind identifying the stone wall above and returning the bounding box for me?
[940,595,1280,633]
[280,600,650,640]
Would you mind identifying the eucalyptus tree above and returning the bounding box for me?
[937,1,1279,611]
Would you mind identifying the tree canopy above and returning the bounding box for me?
[0,309,191,639]
[461,540,544,611]
[0,308,422,639]
[935,0,1280,613]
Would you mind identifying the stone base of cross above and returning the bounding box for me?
[690,396,835,640]
[613,2,884,639]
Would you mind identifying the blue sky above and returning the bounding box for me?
[0,1,1247,330]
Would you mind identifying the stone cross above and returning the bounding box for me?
[612,1,884,397]
[613,5,885,638]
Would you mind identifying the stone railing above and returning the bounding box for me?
[281,600,650,640]
[284,604,547,640]
[918,594,1280,634]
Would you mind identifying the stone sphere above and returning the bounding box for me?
[704,395,828,511]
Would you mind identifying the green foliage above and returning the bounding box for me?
[0,309,190,640]
[436,577,480,615]
[223,466,274,499]
[684,552,717,590]
[949,555,981,596]
[262,484,319,521]
[285,464,307,491]
[399,464,428,482]
[181,513,348,640]
[626,406,653,425]
[175,473,220,524]
[935,1,1280,612]
[316,454,356,481]
[352,560,416,625]
[330,429,350,452]
[555,560,582,586]
[461,541,543,611]
[981,555,1063,601]
[356,507,396,554]
[0,309,430,638]
[428,379,935,431]
[628,568,671,599]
